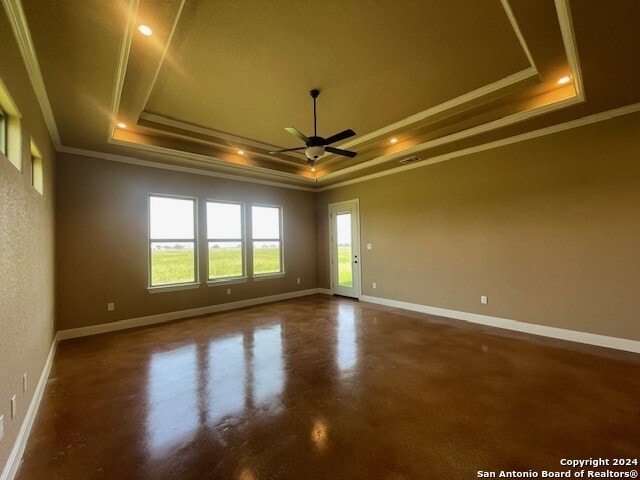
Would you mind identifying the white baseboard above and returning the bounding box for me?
[317,288,333,295]
[1,335,58,480]
[361,295,640,354]
[57,288,327,341]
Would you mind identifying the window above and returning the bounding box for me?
[149,195,197,287]
[251,205,283,275]
[0,79,22,171]
[207,201,244,281]
[0,105,6,156]
[30,139,43,195]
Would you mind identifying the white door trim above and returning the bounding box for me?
[328,199,362,299]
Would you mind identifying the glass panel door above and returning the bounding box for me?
[336,213,353,287]
[329,200,360,298]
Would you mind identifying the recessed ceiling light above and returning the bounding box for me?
[390,137,398,144]
[138,25,153,36]
[117,122,127,129]
[311,167,316,172]
[557,75,571,85]
[237,150,244,155]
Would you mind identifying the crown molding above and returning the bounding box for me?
[318,0,584,182]
[318,93,583,183]
[338,67,538,151]
[137,0,187,115]
[140,112,307,162]
[58,145,316,192]
[555,0,584,100]
[333,0,544,151]
[108,0,139,140]
[318,102,640,192]
[500,0,538,74]
[108,136,314,182]
[1,0,61,148]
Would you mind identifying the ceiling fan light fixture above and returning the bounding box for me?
[305,146,325,160]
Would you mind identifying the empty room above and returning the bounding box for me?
[1,0,639,479]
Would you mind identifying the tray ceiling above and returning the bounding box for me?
[12,0,640,189]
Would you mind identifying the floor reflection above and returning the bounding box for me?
[252,325,284,410]
[310,419,329,452]
[146,345,199,455]
[208,334,246,424]
[146,324,285,456]
[337,303,357,373]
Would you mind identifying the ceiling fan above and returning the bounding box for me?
[270,89,357,163]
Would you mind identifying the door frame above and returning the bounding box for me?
[328,198,361,299]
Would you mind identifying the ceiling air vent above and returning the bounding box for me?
[399,155,421,165]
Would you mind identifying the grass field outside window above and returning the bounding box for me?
[151,246,282,285]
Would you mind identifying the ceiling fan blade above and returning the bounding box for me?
[325,146,357,158]
[324,129,356,145]
[285,127,309,143]
[269,147,306,154]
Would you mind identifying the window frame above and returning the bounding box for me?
[251,204,284,278]
[147,193,199,291]
[30,138,43,195]
[206,199,247,284]
[0,105,6,156]
[0,79,22,171]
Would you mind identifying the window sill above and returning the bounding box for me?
[207,277,248,287]
[252,273,285,281]
[148,282,201,294]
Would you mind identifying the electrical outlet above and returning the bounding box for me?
[372,282,377,289]
[107,302,115,311]
[0,415,4,442]
[226,288,231,295]
[11,395,16,419]
[23,373,27,393]
[481,295,488,305]
[296,277,301,285]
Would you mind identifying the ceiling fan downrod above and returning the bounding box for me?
[310,88,319,137]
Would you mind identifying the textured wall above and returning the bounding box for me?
[317,112,640,341]
[0,11,56,472]
[55,153,318,330]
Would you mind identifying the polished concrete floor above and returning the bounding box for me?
[17,295,640,479]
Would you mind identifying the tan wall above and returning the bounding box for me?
[0,12,57,472]
[317,112,640,341]
[55,153,318,330]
